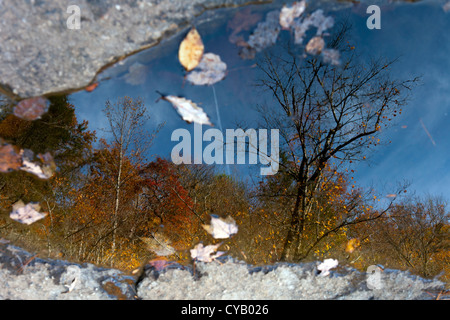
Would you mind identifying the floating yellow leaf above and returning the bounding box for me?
[178,27,204,71]
[345,238,360,253]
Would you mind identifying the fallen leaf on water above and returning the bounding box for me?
[245,10,281,55]
[159,94,212,126]
[19,149,54,179]
[124,62,148,85]
[10,200,47,225]
[140,232,175,256]
[0,143,22,173]
[85,83,99,92]
[13,97,49,121]
[386,193,397,198]
[306,36,325,55]
[317,258,338,276]
[345,238,360,253]
[443,1,450,12]
[279,1,306,29]
[186,53,227,86]
[292,9,334,45]
[147,257,175,272]
[190,243,225,263]
[202,214,238,239]
[178,27,204,71]
[321,48,340,65]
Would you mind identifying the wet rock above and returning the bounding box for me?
[0,243,445,300]
[0,0,268,99]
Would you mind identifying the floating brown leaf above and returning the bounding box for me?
[0,143,22,173]
[13,97,49,121]
[178,27,204,71]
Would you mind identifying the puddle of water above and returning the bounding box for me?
[1,0,449,275]
[68,1,450,196]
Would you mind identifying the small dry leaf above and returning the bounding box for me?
[345,238,361,253]
[178,27,204,71]
[10,200,47,225]
[190,243,225,262]
[317,258,338,276]
[140,232,175,256]
[0,143,22,173]
[147,257,175,271]
[186,53,227,86]
[386,193,397,198]
[443,1,450,12]
[85,83,99,92]
[13,97,49,121]
[247,10,281,53]
[19,149,54,179]
[306,36,325,55]
[202,214,238,239]
[160,95,212,126]
[292,9,334,45]
[321,48,340,66]
[279,1,306,29]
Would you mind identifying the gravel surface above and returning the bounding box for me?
[0,242,445,300]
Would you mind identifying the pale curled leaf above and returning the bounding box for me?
[190,243,225,262]
[203,214,238,239]
[178,27,204,71]
[186,53,227,86]
[10,200,47,225]
[19,150,55,179]
[279,1,306,29]
[161,95,212,126]
[317,258,338,276]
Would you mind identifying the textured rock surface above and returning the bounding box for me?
[0,242,445,300]
[0,0,268,99]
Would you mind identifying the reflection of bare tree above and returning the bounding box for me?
[255,24,418,262]
[374,196,449,278]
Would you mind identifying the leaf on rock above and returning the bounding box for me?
[160,94,213,126]
[190,243,225,262]
[306,36,325,55]
[0,143,22,173]
[279,1,306,29]
[202,214,238,239]
[10,200,47,225]
[178,27,204,71]
[317,258,338,276]
[186,53,227,86]
[13,97,49,121]
[140,232,175,256]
